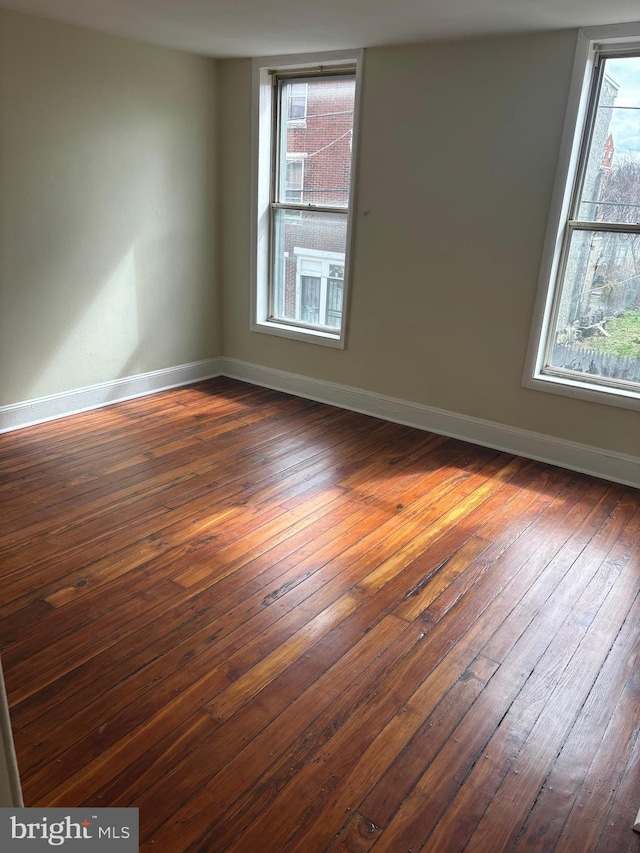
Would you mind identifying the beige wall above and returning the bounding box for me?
[0,10,220,405]
[220,34,640,458]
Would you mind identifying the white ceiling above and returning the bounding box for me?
[1,0,639,58]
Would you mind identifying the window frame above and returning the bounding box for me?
[523,22,640,411]
[250,50,363,349]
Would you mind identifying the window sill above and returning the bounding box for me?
[523,371,640,412]
[251,318,345,349]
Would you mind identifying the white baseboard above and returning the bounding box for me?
[219,357,640,489]
[2,355,638,488]
[0,358,223,433]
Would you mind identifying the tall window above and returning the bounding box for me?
[526,26,640,409]
[251,53,361,347]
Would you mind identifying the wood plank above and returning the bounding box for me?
[8,492,387,731]
[344,492,635,853]
[286,654,501,853]
[0,379,637,853]
[323,813,382,852]
[107,616,422,844]
[591,731,640,853]
[425,517,640,852]
[513,597,640,852]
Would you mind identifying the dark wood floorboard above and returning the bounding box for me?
[1,377,638,852]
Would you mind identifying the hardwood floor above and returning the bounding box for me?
[1,377,639,852]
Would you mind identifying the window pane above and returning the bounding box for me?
[279,76,355,207]
[577,56,640,224]
[271,208,348,328]
[546,229,640,387]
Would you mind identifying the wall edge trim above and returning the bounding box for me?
[219,357,640,488]
[0,358,223,433]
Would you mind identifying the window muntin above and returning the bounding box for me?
[269,72,356,333]
[540,48,640,399]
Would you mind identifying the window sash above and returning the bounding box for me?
[272,73,355,212]
[269,210,349,332]
[569,49,640,227]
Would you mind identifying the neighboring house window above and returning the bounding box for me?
[285,156,304,203]
[294,249,345,328]
[251,51,362,347]
[525,24,640,410]
[288,82,308,122]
